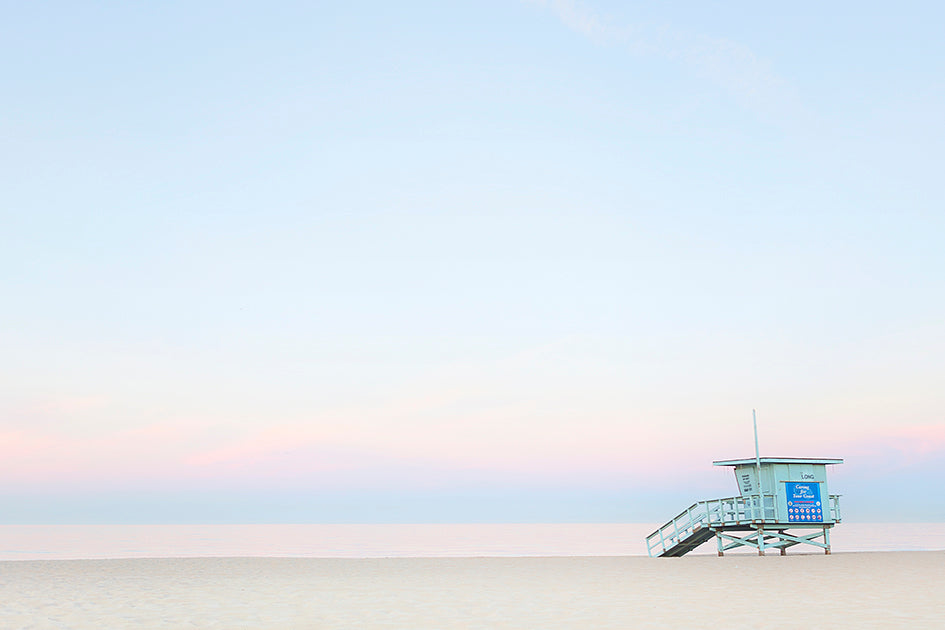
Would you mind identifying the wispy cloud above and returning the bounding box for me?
[525,0,796,116]
[529,0,611,39]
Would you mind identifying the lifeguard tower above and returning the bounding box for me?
[646,418,843,557]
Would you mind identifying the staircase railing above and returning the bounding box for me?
[829,493,842,522]
[645,494,842,557]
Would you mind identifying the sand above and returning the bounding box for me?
[1,552,942,629]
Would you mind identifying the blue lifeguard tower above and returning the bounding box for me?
[646,418,843,557]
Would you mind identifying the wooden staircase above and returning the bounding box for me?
[646,494,841,557]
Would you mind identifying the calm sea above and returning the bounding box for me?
[1,523,942,560]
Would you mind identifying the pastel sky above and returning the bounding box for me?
[2,1,943,523]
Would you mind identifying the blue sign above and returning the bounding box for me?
[786,482,823,523]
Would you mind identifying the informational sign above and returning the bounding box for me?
[786,482,823,522]
[738,470,755,495]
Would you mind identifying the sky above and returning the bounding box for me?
[2,0,944,523]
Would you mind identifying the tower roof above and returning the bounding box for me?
[712,457,843,467]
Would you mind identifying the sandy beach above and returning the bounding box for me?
[1,551,942,629]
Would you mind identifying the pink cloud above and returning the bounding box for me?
[0,420,220,487]
[184,423,336,469]
[842,424,945,461]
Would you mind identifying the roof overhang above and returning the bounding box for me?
[712,457,843,467]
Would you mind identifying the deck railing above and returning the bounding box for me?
[646,494,842,557]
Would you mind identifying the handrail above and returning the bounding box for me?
[646,493,843,556]
[829,494,842,523]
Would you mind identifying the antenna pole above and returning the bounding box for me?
[753,409,763,526]
[753,409,761,471]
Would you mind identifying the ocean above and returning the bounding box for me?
[1,523,942,560]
